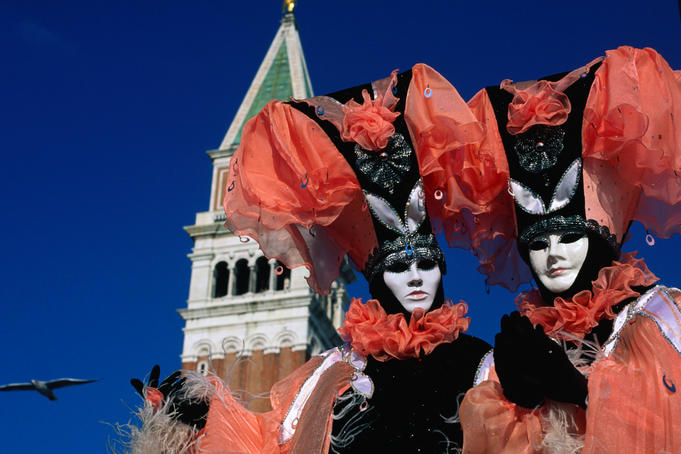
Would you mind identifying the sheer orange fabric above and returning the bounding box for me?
[585,297,681,453]
[462,46,681,292]
[501,57,603,135]
[223,101,377,294]
[457,89,532,291]
[460,368,586,454]
[340,71,400,151]
[517,253,659,340]
[407,65,530,290]
[199,358,321,454]
[462,285,681,454]
[583,46,681,244]
[224,64,506,293]
[337,298,470,361]
[198,356,353,454]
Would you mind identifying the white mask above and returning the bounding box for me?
[528,232,589,293]
[383,260,441,313]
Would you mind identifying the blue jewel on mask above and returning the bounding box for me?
[316,105,325,115]
[405,244,414,256]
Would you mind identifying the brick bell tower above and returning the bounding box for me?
[180,2,353,412]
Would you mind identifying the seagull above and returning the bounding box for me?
[0,378,99,400]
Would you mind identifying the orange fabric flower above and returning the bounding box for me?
[517,252,659,340]
[501,56,603,135]
[341,89,400,151]
[338,298,470,361]
[502,79,571,135]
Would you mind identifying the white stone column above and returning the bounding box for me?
[248,264,256,293]
[227,264,235,296]
[268,259,276,291]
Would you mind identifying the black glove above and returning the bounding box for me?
[494,312,546,408]
[533,324,588,409]
[131,365,210,429]
[494,312,588,409]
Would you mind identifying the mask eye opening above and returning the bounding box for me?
[560,232,586,244]
[385,262,409,273]
[528,239,549,251]
[417,259,437,271]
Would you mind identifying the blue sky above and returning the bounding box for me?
[0,1,679,452]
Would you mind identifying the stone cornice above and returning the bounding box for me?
[206,146,236,160]
[178,293,312,321]
[183,222,230,238]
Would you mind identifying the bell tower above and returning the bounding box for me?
[180,4,351,411]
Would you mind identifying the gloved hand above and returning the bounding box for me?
[533,324,588,408]
[494,312,588,409]
[494,312,546,408]
[131,365,210,429]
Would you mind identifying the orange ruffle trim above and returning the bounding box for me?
[517,252,659,340]
[338,298,470,361]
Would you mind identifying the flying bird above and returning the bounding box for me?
[0,378,99,400]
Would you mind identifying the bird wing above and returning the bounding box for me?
[46,378,100,389]
[0,382,36,391]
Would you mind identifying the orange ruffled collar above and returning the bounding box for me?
[517,252,659,340]
[338,298,470,362]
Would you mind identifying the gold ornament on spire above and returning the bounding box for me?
[283,0,295,13]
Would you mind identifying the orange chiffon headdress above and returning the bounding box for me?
[222,64,494,295]
[459,46,681,291]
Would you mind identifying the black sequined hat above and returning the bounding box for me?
[289,70,445,284]
[485,61,619,254]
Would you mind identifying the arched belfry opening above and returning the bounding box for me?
[234,259,250,295]
[255,256,270,293]
[275,260,291,291]
[213,261,229,298]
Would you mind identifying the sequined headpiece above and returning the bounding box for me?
[363,180,445,283]
[292,69,446,284]
[487,60,618,253]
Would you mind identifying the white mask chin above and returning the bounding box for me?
[383,260,441,313]
[528,232,589,294]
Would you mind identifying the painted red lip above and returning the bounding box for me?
[548,268,566,276]
[407,290,427,299]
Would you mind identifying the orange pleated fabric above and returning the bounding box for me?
[584,294,681,453]
[223,101,377,294]
[338,298,470,361]
[461,46,681,292]
[460,368,586,454]
[198,356,353,454]
[517,253,659,340]
[198,357,321,454]
[459,89,533,291]
[582,46,681,244]
[406,65,531,291]
[462,287,681,454]
[224,64,498,294]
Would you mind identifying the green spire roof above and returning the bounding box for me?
[220,13,313,150]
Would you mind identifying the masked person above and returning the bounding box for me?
[129,65,497,454]
[455,47,681,454]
